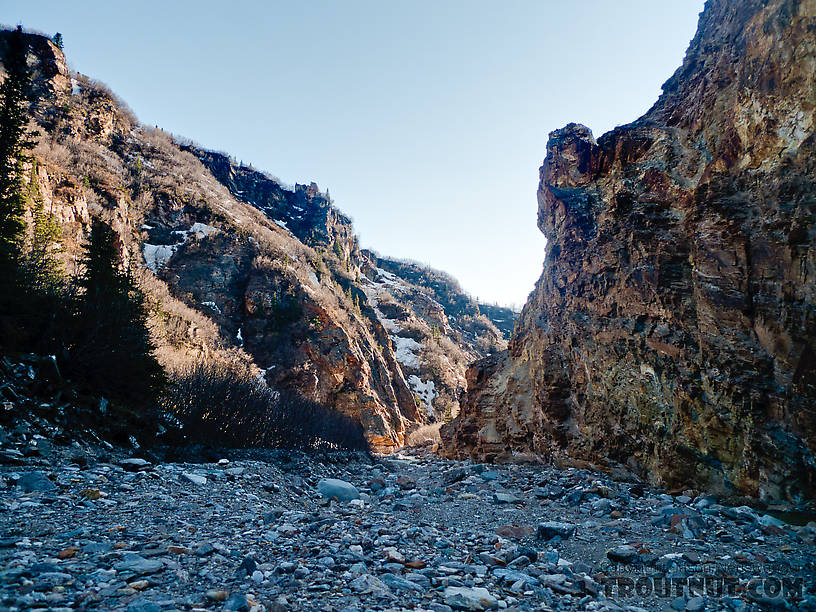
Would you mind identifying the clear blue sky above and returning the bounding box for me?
[6,1,704,307]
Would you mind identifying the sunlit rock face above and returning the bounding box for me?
[443,0,816,501]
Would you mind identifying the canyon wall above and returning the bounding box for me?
[442,0,816,500]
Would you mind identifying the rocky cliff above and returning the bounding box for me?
[2,29,512,450]
[442,0,816,501]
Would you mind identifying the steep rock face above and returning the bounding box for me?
[443,0,816,500]
[185,147,359,256]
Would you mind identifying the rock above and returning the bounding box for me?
[686,596,705,611]
[350,573,392,597]
[126,599,162,612]
[492,492,520,504]
[379,572,423,592]
[536,521,576,540]
[17,471,55,492]
[317,478,360,502]
[384,548,405,564]
[119,458,151,472]
[443,586,499,610]
[181,472,206,485]
[114,554,163,575]
[236,556,257,577]
[607,545,639,564]
[223,592,249,611]
[759,514,786,528]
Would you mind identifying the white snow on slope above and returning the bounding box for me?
[201,301,221,314]
[392,336,421,368]
[143,222,218,273]
[142,244,178,272]
[407,375,437,418]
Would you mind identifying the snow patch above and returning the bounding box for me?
[189,222,218,238]
[143,221,218,273]
[308,271,319,287]
[392,336,422,368]
[172,222,218,240]
[407,375,436,418]
[201,301,221,314]
[142,244,178,272]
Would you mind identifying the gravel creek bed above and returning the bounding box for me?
[1,445,814,611]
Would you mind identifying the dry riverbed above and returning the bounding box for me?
[1,445,814,611]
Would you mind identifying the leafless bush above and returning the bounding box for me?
[163,361,369,452]
[406,423,442,447]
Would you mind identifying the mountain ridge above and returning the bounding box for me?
[0,27,516,450]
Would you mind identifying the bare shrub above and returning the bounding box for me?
[406,423,442,447]
[163,361,369,452]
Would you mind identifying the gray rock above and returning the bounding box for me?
[317,478,360,502]
[114,554,163,575]
[379,572,424,592]
[492,492,520,504]
[493,568,539,586]
[350,573,392,597]
[181,472,207,485]
[686,596,705,611]
[607,545,639,564]
[83,542,113,554]
[126,599,162,612]
[224,592,249,611]
[17,471,55,492]
[536,521,576,540]
[443,586,499,610]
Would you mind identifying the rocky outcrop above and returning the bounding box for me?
[443,0,816,500]
[358,253,511,421]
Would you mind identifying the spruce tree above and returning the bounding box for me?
[52,32,63,50]
[71,220,165,406]
[0,26,35,288]
[23,161,64,295]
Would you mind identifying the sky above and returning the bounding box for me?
[5,1,704,307]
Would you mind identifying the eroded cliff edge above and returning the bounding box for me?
[442,0,816,500]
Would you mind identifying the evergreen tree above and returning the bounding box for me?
[52,32,63,50]
[70,219,165,406]
[23,162,64,295]
[0,26,35,288]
